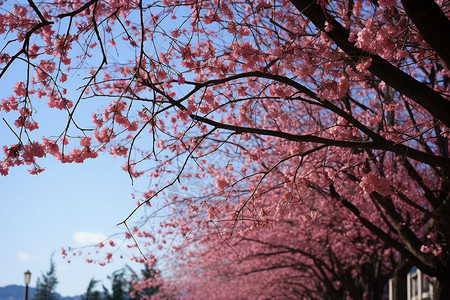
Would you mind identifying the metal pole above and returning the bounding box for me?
[24,283,28,300]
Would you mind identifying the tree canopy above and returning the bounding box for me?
[1,0,449,299]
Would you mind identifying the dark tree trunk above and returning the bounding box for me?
[401,0,450,69]
[364,278,385,300]
[390,273,407,300]
[391,261,412,300]
[434,276,450,300]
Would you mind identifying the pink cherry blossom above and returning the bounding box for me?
[1,0,449,298]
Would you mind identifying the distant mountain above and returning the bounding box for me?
[0,285,81,300]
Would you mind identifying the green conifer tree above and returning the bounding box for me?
[82,278,103,300]
[103,270,130,300]
[32,258,58,300]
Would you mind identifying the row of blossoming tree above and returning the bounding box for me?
[1,0,449,299]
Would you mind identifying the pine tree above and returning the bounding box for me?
[103,270,130,300]
[81,278,103,300]
[32,258,58,300]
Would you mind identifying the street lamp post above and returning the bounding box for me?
[24,270,31,300]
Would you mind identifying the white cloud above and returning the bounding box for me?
[73,231,107,246]
[17,252,40,262]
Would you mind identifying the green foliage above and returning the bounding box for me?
[32,258,58,300]
[81,264,164,299]
[81,278,103,300]
[102,270,130,300]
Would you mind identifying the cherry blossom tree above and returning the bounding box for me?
[152,204,394,299]
[1,0,449,299]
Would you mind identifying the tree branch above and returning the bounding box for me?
[57,0,98,18]
[289,0,450,128]
[340,199,437,276]
[401,0,450,69]
[191,115,450,169]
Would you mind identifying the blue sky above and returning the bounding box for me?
[0,152,151,296]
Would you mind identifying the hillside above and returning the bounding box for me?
[0,285,81,300]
